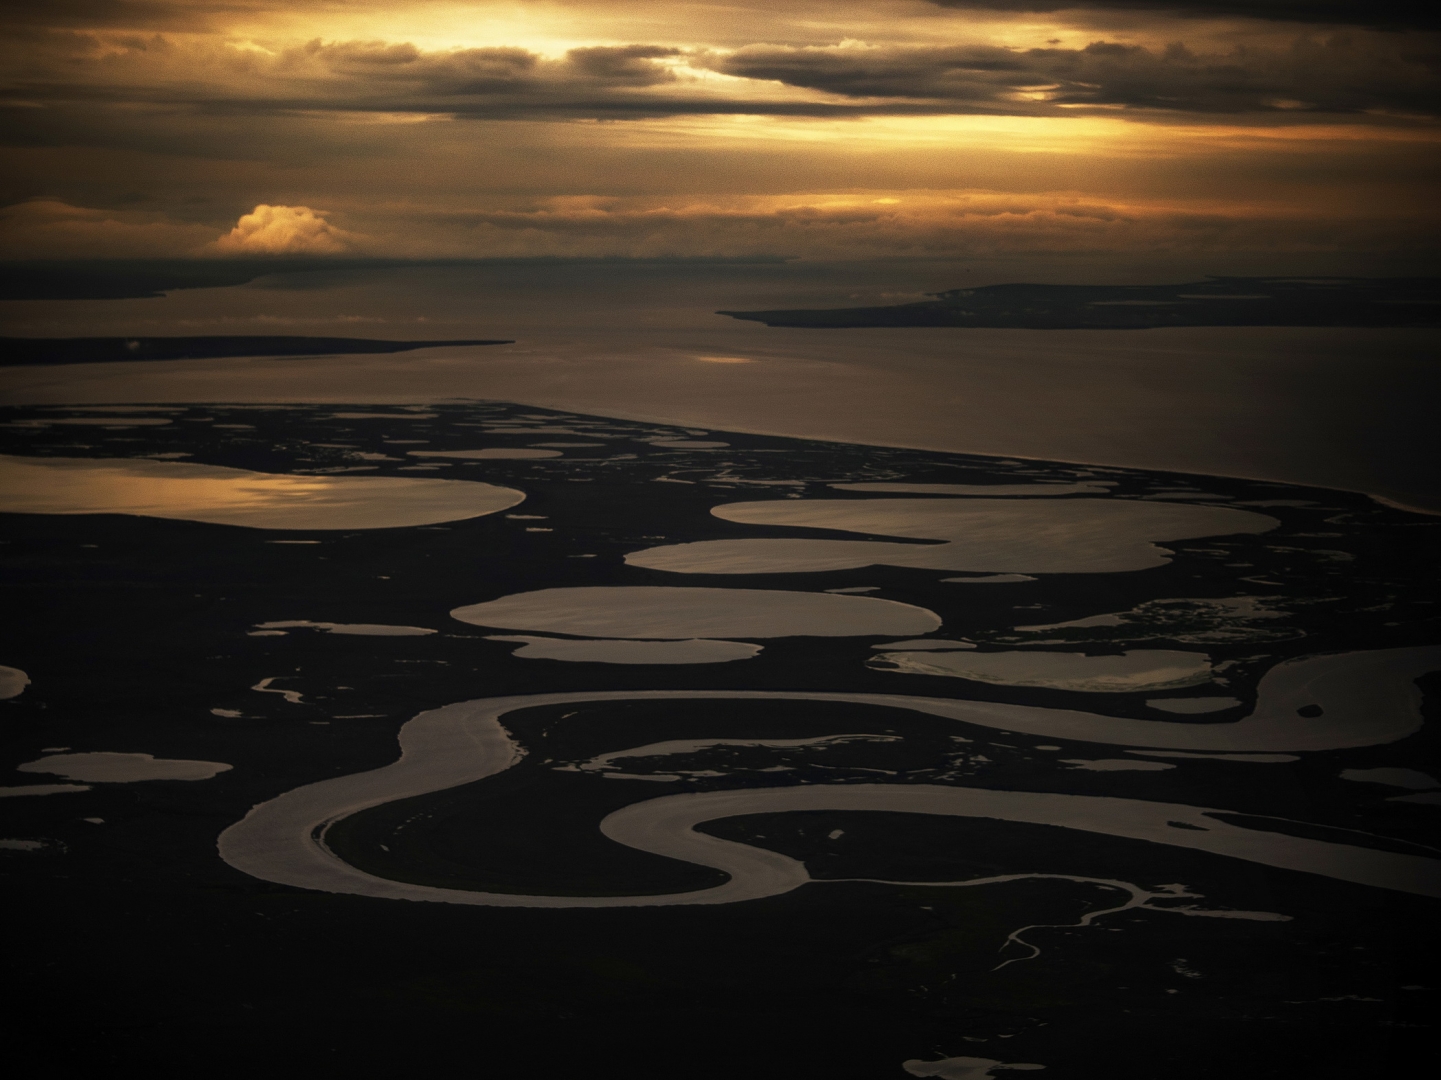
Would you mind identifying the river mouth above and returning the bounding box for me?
[232,676,1441,908]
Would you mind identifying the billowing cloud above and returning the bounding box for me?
[211,204,356,254]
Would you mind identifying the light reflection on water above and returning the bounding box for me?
[3,262,1436,507]
[0,454,524,529]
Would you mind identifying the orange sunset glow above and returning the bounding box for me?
[2,7,1439,1079]
[2,1,1436,260]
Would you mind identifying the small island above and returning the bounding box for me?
[720,276,1440,330]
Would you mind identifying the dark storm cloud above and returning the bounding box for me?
[264,40,684,95]
[926,1,1439,31]
[566,45,683,85]
[0,8,1436,126]
[0,37,705,125]
[5,32,1437,124]
[715,34,1441,116]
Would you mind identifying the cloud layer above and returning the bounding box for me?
[0,1,1434,262]
[0,198,216,258]
[714,35,1441,116]
[1,5,1435,122]
[925,1,1438,31]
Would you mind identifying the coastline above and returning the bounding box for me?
[2,324,1438,514]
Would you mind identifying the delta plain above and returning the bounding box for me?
[1,3,1440,1079]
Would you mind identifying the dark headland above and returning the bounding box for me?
[0,336,513,367]
[720,276,1441,329]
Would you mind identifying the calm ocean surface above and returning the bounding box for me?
[2,260,1437,508]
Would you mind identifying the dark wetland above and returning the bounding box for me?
[1,400,1438,1078]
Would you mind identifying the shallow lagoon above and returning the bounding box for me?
[0,454,524,529]
[869,648,1214,692]
[487,635,763,664]
[0,664,28,698]
[18,752,231,783]
[254,620,437,637]
[452,586,941,639]
[627,496,1277,575]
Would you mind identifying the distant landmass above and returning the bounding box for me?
[0,336,512,366]
[719,276,1441,329]
[0,255,795,301]
[0,258,420,301]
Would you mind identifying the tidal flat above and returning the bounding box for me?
[1,399,1437,1078]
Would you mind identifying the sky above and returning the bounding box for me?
[0,0,1436,263]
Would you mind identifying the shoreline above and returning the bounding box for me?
[1,382,1435,516]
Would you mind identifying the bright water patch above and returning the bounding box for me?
[870,649,1213,693]
[874,639,976,651]
[254,620,437,637]
[902,1055,1045,1078]
[452,586,940,639]
[487,636,762,664]
[1129,750,1298,763]
[1146,697,1243,714]
[329,412,437,420]
[18,752,231,782]
[40,406,185,414]
[407,449,561,460]
[1340,768,1439,790]
[943,574,1037,584]
[990,596,1297,646]
[1142,492,1228,501]
[626,498,1276,575]
[0,839,62,852]
[252,677,304,704]
[0,455,524,529]
[0,665,29,699]
[833,482,1111,496]
[1063,758,1176,771]
[566,734,896,778]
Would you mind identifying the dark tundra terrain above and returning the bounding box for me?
[1,400,1437,1078]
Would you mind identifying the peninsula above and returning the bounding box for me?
[0,336,513,366]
